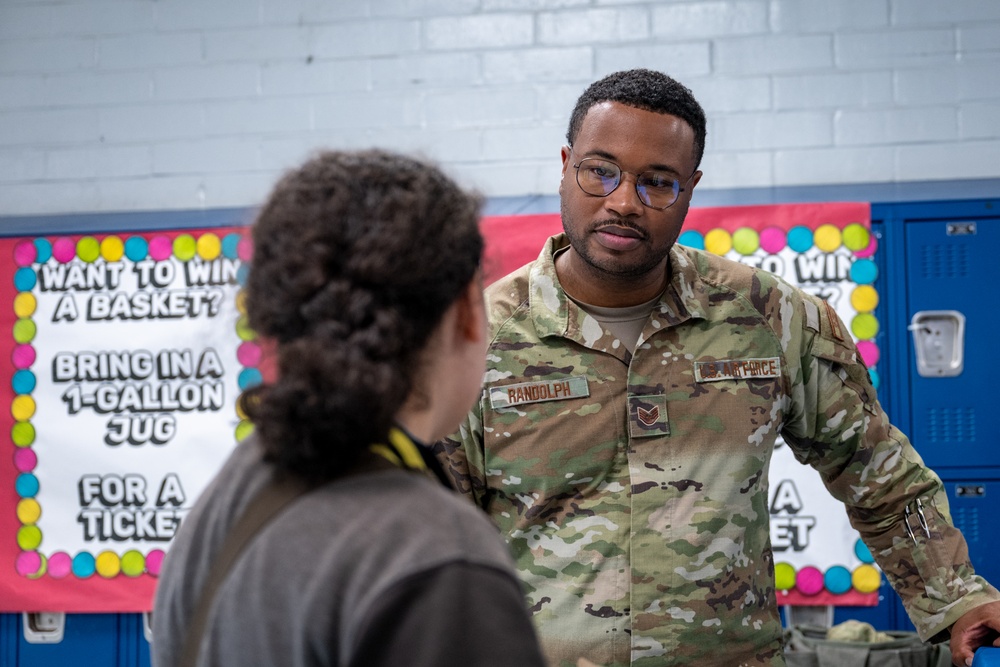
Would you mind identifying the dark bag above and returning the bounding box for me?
[784,624,951,667]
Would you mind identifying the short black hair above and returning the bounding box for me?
[567,68,707,169]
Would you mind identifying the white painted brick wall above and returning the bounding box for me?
[0,0,999,215]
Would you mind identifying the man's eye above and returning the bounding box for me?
[640,173,675,189]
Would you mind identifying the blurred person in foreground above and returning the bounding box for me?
[152,149,546,667]
[435,68,1000,667]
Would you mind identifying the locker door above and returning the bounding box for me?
[904,217,1000,473]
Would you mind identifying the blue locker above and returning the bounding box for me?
[0,612,123,667]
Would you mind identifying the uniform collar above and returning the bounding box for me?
[528,234,708,346]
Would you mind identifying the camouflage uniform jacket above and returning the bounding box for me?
[437,234,1000,667]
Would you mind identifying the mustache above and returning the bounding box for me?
[591,218,648,240]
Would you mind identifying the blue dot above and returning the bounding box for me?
[850,258,878,285]
[34,239,53,263]
[72,552,96,578]
[124,237,148,262]
[15,473,39,498]
[869,368,880,391]
[222,233,242,259]
[678,230,705,250]
[854,538,874,564]
[824,565,853,594]
[12,370,36,394]
[238,368,262,390]
[14,268,37,291]
[787,226,814,253]
[237,264,250,286]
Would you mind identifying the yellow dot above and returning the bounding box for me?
[17,498,41,524]
[235,290,247,315]
[774,562,796,590]
[235,420,255,442]
[236,316,257,342]
[121,550,145,577]
[13,293,37,318]
[13,318,37,344]
[732,228,760,256]
[197,233,222,260]
[842,223,870,251]
[95,551,121,578]
[12,395,37,421]
[17,525,42,550]
[173,234,197,261]
[704,229,733,256]
[851,285,879,312]
[852,313,880,339]
[814,224,842,252]
[101,236,125,262]
[852,564,881,593]
[27,553,47,579]
[77,237,101,263]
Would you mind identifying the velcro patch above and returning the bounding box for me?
[489,376,590,409]
[694,357,781,382]
[629,394,669,438]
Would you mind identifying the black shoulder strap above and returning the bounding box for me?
[178,475,311,666]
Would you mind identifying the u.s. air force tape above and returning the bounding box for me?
[694,357,781,382]
[489,376,590,409]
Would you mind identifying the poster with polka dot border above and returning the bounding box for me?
[0,228,259,612]
[480,202,880,607]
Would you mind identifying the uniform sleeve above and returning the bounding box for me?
[781,293,1000,641]
[347,561,546,667]
[433,395,489,509]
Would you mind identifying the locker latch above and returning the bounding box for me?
[22,611,65,644]
[909,310,966,377]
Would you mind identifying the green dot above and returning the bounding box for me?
[235,420,255,442]
[775,562,796,590]
[13,319,37,344]
[121,550,145,577]
[17,525,42,550]
[77,237,101,263]
[842,224,870,252]
[852,313,880,339]
[173,234,197,261]
[235,317,257,342]
[732,228,760,256]
[12,422,35,447]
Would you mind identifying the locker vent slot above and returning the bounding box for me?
[926,407,976,443]
[920,244,968,278]
[953,507,980,543]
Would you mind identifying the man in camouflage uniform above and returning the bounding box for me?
[436,69,1000,666]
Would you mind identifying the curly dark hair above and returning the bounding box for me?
[566,68,708,169]
[240,149,484,482]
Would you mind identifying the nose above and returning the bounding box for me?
[604,172,645,218]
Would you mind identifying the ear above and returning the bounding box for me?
[690,170,703,191]
[454,275,485,343]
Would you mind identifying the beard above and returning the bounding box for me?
[560,204,674,280]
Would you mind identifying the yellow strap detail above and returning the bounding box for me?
[369,444,402,467]
[369,428,426,471]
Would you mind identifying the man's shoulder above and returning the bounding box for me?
[484,261,534,335]
[679,244,792,295]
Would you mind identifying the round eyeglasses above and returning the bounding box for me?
[572,156,694,210]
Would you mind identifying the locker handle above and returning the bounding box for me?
[22,611,65,644]
[908,310,965,377]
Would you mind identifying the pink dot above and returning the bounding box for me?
[796,566,824,595]
[12,345,36,369]
[14,241,37,267]
[146,549,165,576]
[48,552,72,578]
[237,341,262,367]
[15,550,41,577]
[857,341,880,367]
[854,234,879,259]
[759,227,787,254]
[237,238,253,262]
[149,236,173,261]
[52,237,77,263]
[14,447,37,472]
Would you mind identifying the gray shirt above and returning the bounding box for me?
[152,436,545,667]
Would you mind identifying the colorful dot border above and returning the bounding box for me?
[11,231,253,580]
[774,544,881,596]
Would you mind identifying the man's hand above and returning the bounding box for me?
[950,600,1000,666]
